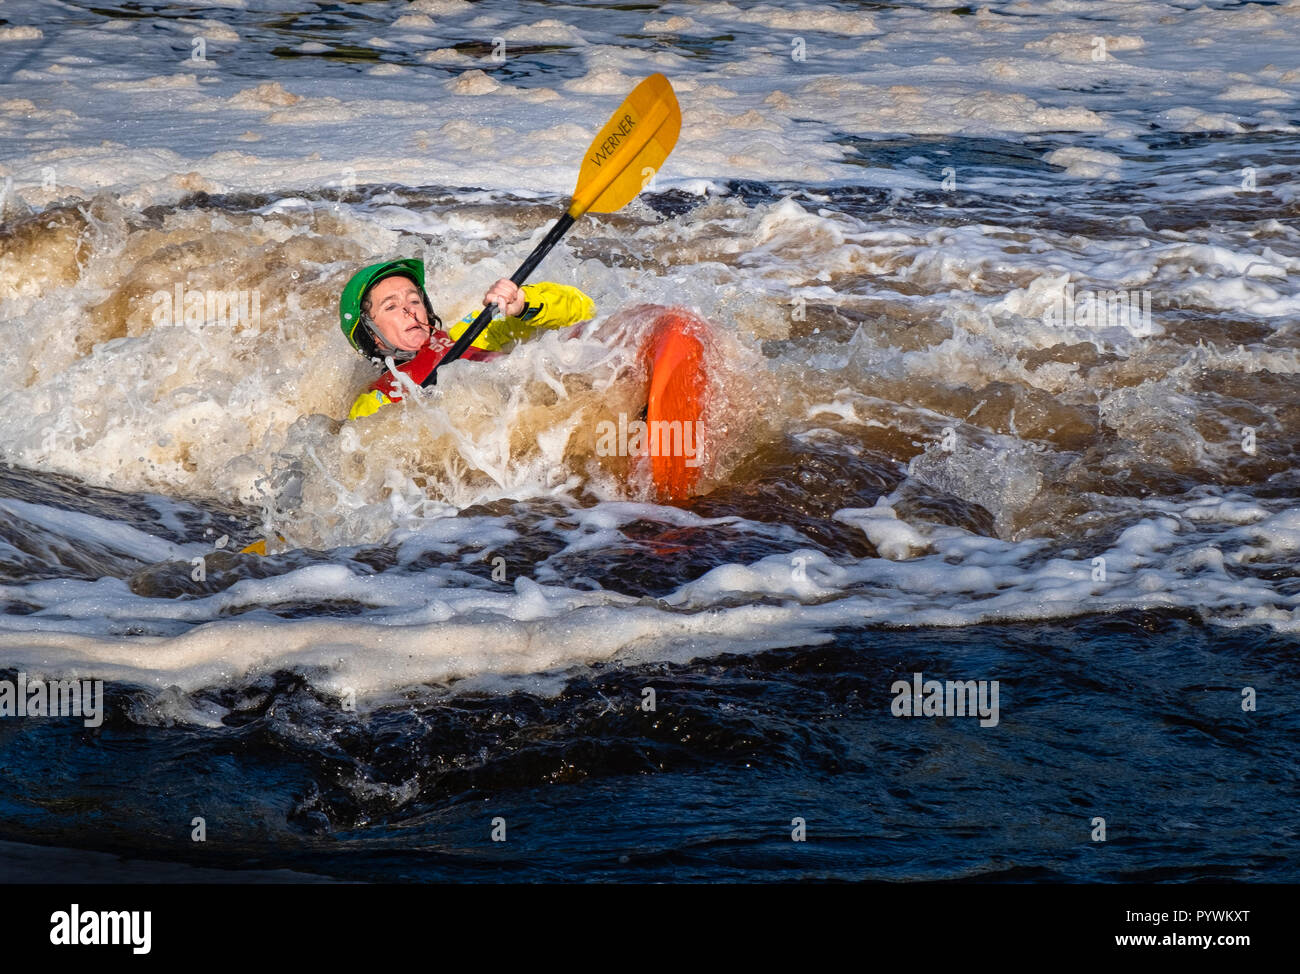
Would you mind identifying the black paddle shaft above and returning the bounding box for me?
[422,211,577,386]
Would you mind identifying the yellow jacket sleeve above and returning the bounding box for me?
[447,282,596,353]
[348,388,391,421]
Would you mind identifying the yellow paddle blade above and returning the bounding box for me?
[238,534,284,556]
[570,73,681,217]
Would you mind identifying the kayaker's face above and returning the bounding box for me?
[366,275,431,352]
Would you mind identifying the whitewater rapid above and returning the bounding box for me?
[1,0,1297,711]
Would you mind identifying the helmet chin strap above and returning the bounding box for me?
[362,312,432,363]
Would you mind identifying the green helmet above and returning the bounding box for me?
[338,258,436,356]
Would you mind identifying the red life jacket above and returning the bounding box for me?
[366,328,500,401]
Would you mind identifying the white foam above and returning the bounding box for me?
[2,0,1297,206]
[0,498,193,564]
[1,490,1295,718]
[1045,147,1124,180]
[835,502,929,561]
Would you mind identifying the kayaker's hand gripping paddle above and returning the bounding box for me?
[423,72,681,385]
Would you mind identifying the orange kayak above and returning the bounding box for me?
[640,308,710,502]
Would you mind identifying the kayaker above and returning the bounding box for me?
[339,258,595,420]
